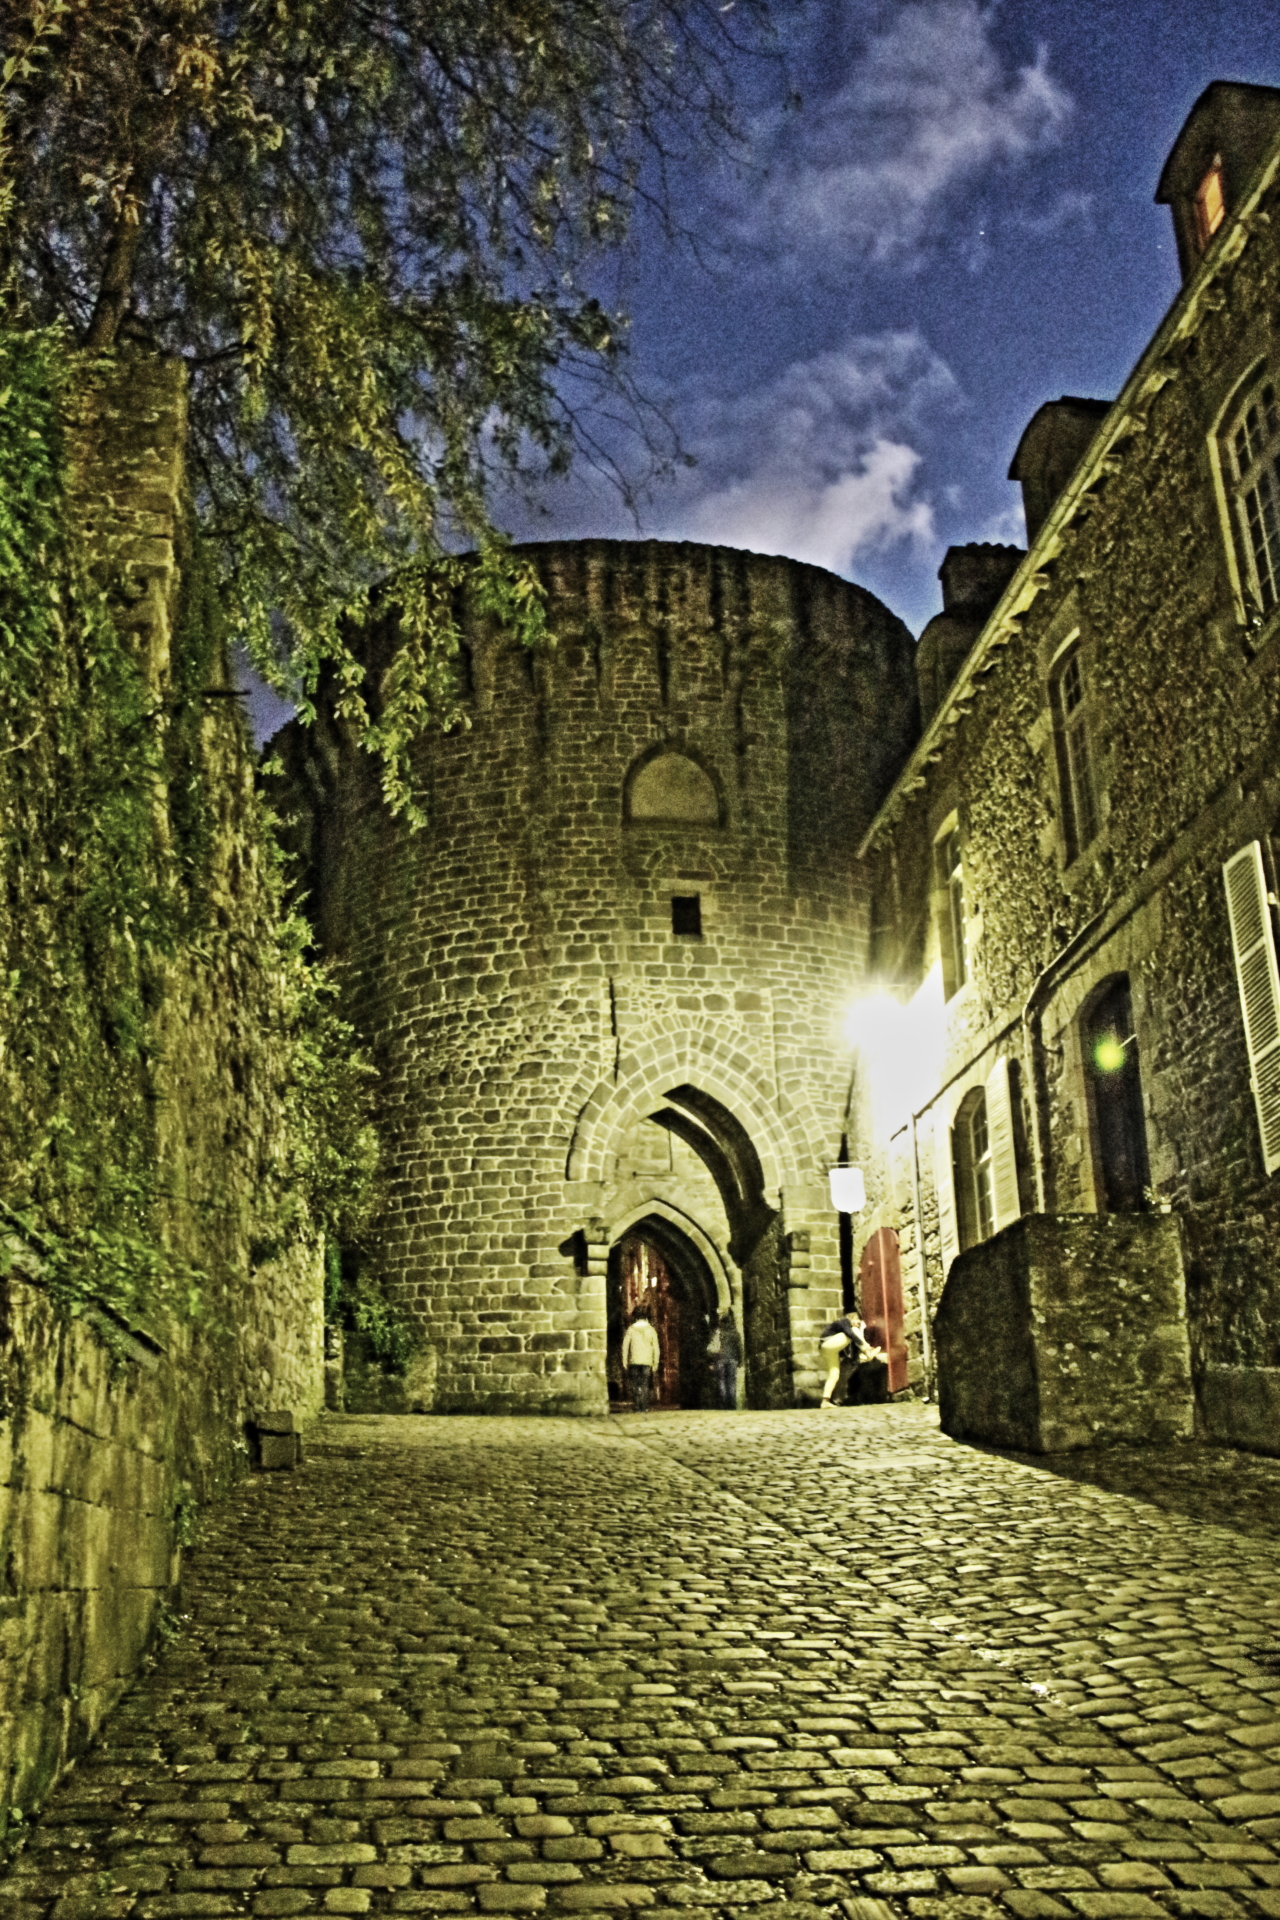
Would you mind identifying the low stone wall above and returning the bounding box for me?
[934,1213,1194,1451]
[0,1279,181,1832]
[3,1245,323,1842]
[1199,1364,1280,1455]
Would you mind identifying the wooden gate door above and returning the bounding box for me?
[859,1227,909,1393]
[619,1235,682,1407]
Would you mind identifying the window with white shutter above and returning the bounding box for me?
[934,1104,960,1281]
[953,1088,992,1250]
[986,1056,1022,1231]
[1223,841,1280,1175]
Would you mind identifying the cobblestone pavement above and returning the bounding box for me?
[5,1404,1280,1920]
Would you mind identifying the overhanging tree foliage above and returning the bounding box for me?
[0,0,768,809]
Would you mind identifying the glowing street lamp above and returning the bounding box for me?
[1093,1032,1131,1074]
[828,1165,867,1214]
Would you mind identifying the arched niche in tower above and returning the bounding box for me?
[624,747,723,826]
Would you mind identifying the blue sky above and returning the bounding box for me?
[493,0,1280,638]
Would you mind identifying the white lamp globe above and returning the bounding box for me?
[828,1165,866,1214]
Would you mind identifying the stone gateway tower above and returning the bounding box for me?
[285,540,918,1413]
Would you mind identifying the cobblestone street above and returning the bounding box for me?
[5,1405,1280,1920]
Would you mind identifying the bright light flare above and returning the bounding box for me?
[844,965,948,1135]
[1093,1034,1128,1074]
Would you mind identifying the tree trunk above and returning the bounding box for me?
[85,185,147,349]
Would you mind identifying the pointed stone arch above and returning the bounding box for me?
[565,1023,813,1195]
[602,1196,737,1315]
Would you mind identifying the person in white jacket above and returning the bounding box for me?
[621,1306,661,1411]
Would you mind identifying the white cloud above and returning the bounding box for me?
[1011,187,1094,238]
[981,499,1028,548]
[653,330,959,575]
[687,437,933,574]
[743,1,1072,269]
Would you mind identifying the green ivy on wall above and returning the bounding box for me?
[0,326,378,1332]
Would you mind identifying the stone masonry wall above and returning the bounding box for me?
[285,541,919,1412]
[861,151,1280,1445]
[0,353,324,1844]
[934,1213,1195,1451]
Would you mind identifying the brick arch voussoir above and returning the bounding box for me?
[565,1026,805,1191]
[603,1198,736,1315]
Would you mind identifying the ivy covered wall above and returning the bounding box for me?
[0,338,373,1846]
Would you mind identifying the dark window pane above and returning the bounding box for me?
[1084,978,1152,1214]
[671,894,702,937]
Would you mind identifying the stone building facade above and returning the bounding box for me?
[284,542,918,1413]
[857,81,1280,1452]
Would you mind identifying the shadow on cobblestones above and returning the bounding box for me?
[3,1405,1280,1920]
[986,1446,1280,1548]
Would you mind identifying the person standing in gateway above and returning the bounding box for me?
[621,1305,661,1411]
[708,1309,743,1408]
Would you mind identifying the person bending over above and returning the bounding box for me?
[818,1311,885,1408]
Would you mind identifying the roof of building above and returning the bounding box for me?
[1007,397,1112,484]
[1155,80,1280,204]
[858,89,1280,857]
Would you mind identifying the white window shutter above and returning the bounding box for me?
[986,1056,1022,1231]
[1223,841,1280,1175]
[933,1106,961,1281]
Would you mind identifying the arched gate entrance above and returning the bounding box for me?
[607,1214,720,1410]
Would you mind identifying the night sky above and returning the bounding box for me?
[248,0,1279,739]
[495,0,1280,638]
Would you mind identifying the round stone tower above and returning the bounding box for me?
[287,539,918,1413]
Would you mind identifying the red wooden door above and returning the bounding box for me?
[619,1236,682,1407]
[859,1227,908,1393]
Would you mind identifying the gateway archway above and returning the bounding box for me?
[608,1214,720,1410]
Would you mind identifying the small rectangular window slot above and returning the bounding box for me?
[671,894,702,937]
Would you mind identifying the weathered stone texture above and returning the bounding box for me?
[1200,1363,1280,1455]
[284,541,919,1413]
[0,355,323,1844]
[861,150,1280,1438]
[935,1213,1195,1451]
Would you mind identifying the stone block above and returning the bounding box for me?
[253,1433,302,1472]
[934,1213,1194,1451]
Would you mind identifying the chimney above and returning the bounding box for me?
[914,543,1024,727]
[1009,397,1111,544]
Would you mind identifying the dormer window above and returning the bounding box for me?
[1194,154,1227,251]
[1154,82,1280,286]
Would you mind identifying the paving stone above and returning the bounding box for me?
[1064,1900,1167,1917]
[478,1888,548,1912]
[1162,1898,1250,1917]
[6,1410,1280,1920]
